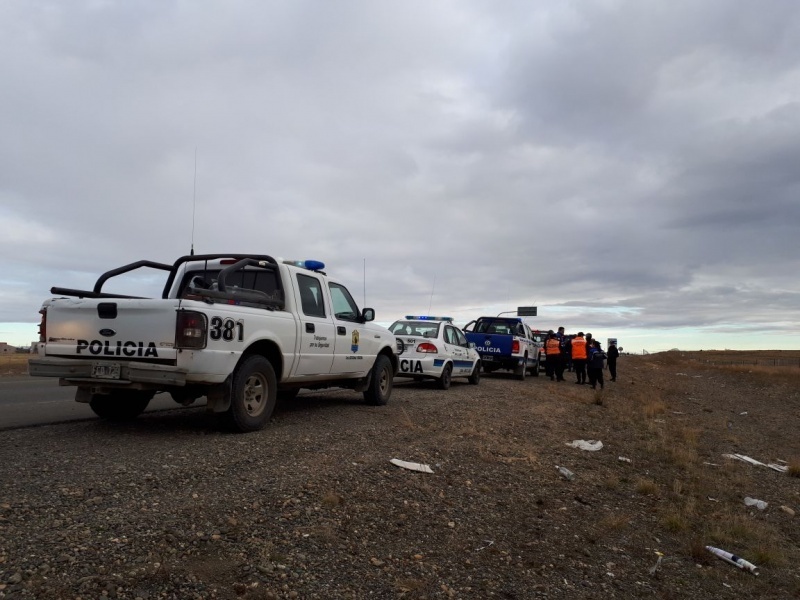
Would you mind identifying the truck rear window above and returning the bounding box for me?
[179,269,281,299]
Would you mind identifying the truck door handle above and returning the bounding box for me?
[337,326,346,335]
[306,323,315,333]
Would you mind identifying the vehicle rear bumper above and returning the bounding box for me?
[28,357,187,387]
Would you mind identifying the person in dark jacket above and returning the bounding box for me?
[607,343,620,382]
[587,340,606,390]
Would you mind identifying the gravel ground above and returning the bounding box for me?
[1,353,799,599]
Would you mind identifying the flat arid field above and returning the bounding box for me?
[1,351,799,599]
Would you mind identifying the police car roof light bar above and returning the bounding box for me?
[405,315,453,322]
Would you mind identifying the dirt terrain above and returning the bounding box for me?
[1,352,799,599]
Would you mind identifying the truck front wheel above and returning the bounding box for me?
[364,355,393,406]
[89,390,154,421]
[224,355,277,432]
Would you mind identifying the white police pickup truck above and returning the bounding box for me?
[28,254,399,432]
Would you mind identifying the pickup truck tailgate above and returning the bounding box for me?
[465,333,514,356]
[43,298,180,361]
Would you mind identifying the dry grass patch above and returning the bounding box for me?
[786,458,800,478]
[635,478,659,495]
[0,353,30,376]
[661,512,690,532]
[642,399,667,419]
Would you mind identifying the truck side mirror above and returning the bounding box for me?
[361,308,375,322]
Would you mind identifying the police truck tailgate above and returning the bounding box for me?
[42,298,180,362]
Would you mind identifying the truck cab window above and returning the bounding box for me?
[296,274,325,318]
[328,283,359,322]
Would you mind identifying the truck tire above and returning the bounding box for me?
[89,390,154,421]
[515,355,528,381]
[531,363,540,377]
[364,354,393,406]
[437,363,453,390]
[468,363,481,385]
[224,355,277,432]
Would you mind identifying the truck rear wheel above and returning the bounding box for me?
[224,355,277,432]
[364,355,393,406]
[515,355,528,381]
[89,390,154,421]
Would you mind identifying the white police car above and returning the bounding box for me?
[389,316,481,389]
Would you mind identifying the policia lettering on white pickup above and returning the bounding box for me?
[76,340,159,358]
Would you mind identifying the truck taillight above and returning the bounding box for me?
[416,342,438,354]
[512,340,520,354]
[176,310,208,349]
[38,308,46,342]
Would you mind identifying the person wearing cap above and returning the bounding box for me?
[587,339,607,390]
[571,332,588,385]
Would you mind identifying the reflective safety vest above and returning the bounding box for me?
[545,338,561,356]
[571,337,587,360]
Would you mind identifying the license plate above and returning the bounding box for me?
[92,363,121,379]
[482,355,495,362]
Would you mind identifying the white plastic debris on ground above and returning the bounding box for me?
[743,497,767,510]
[722,453,789,473]
[390,458,434,473]
[565,440,604,452]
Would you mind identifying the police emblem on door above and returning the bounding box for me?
[351,330,360,353]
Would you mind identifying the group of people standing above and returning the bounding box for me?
[543,327,620,390]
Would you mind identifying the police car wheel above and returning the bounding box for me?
[89,390,154,421]
[468,363,480,385]
[364,355,393,406]
[224,355,277,432]
[437,363,453,390]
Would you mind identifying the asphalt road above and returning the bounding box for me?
[0,377,195,430]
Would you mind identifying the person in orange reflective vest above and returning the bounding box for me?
[571,332,588,384]
[545,331,564,381]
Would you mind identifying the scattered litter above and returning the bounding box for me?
[649,551,664,576]
[556,466,575,481]
[776,459,788,464]
[724,453,790,473]
[653,419,666,424]
[780,505,795,517]
[739,411,748,416]
[707,497,719,502]
[722,582,732,588]
[671,411,685,415]
[566,440,603,452]
[703,462,721,467]
[390,459,434,474]
[676,373,688,376]
[744,497,767,510]
[618,456,632,463]
[475,540,494,551]
[706,546,759,575]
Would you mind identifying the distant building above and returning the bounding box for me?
[0,342,16,354]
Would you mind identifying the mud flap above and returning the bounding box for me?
[205,379,232,413]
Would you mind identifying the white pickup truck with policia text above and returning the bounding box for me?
[29,254,399,432]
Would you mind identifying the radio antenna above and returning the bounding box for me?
[363,258,366,306]
[428,274,436,313]
[190,147,197,256]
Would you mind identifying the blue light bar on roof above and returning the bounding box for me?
[284,260,325,271]
[405,315,453,322]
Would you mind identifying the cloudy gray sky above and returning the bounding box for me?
[2,0,799,352]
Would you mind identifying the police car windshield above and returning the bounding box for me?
[389,321,441,338]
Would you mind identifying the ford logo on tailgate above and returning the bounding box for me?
[98,328,116,337]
